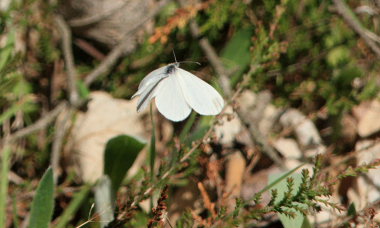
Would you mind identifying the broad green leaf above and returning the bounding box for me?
[29,167,55,228]
[104,134,145,198]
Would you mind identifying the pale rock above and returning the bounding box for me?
[259,104,281,137]
[352,101,371,121]
[346,139,380,223]
[357,100,380,137]
[353,140,380,207]
[238,90,257,114]
[274,138,302,160]
[280,109,326,156]
[214,106,242,145]
[284,159,302,170]
[341,114,357,144]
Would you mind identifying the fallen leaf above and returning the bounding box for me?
[69,91,149,183]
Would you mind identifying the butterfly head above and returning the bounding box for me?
[165,63,178,75]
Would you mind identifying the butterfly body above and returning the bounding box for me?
[164,63,178,74]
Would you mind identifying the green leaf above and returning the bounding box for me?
[104,134,146,198]
[29,167,55,228]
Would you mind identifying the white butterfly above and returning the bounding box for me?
[132,62,224,122]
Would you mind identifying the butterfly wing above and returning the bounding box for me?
[155,74,192,122]
[132,65,169,112]
[176,68,224,115]
[135,77,165,112]
[132,65,168,99]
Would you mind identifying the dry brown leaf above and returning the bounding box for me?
[68,91,149,183]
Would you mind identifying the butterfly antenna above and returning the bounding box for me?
[172,49,178,63]
[179,60,201,65]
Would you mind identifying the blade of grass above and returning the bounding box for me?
[0,146,11,227]
[55,184,91,228]
[149,103,156,180]
[149,103,156,209]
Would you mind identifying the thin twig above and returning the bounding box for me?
[179,0,285,169]
[55,16,79,106]
[333,0,380,58]
[51,107,74,181]
[6,102,67,143]
[84,0,171,86]
[53,16,80,180]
